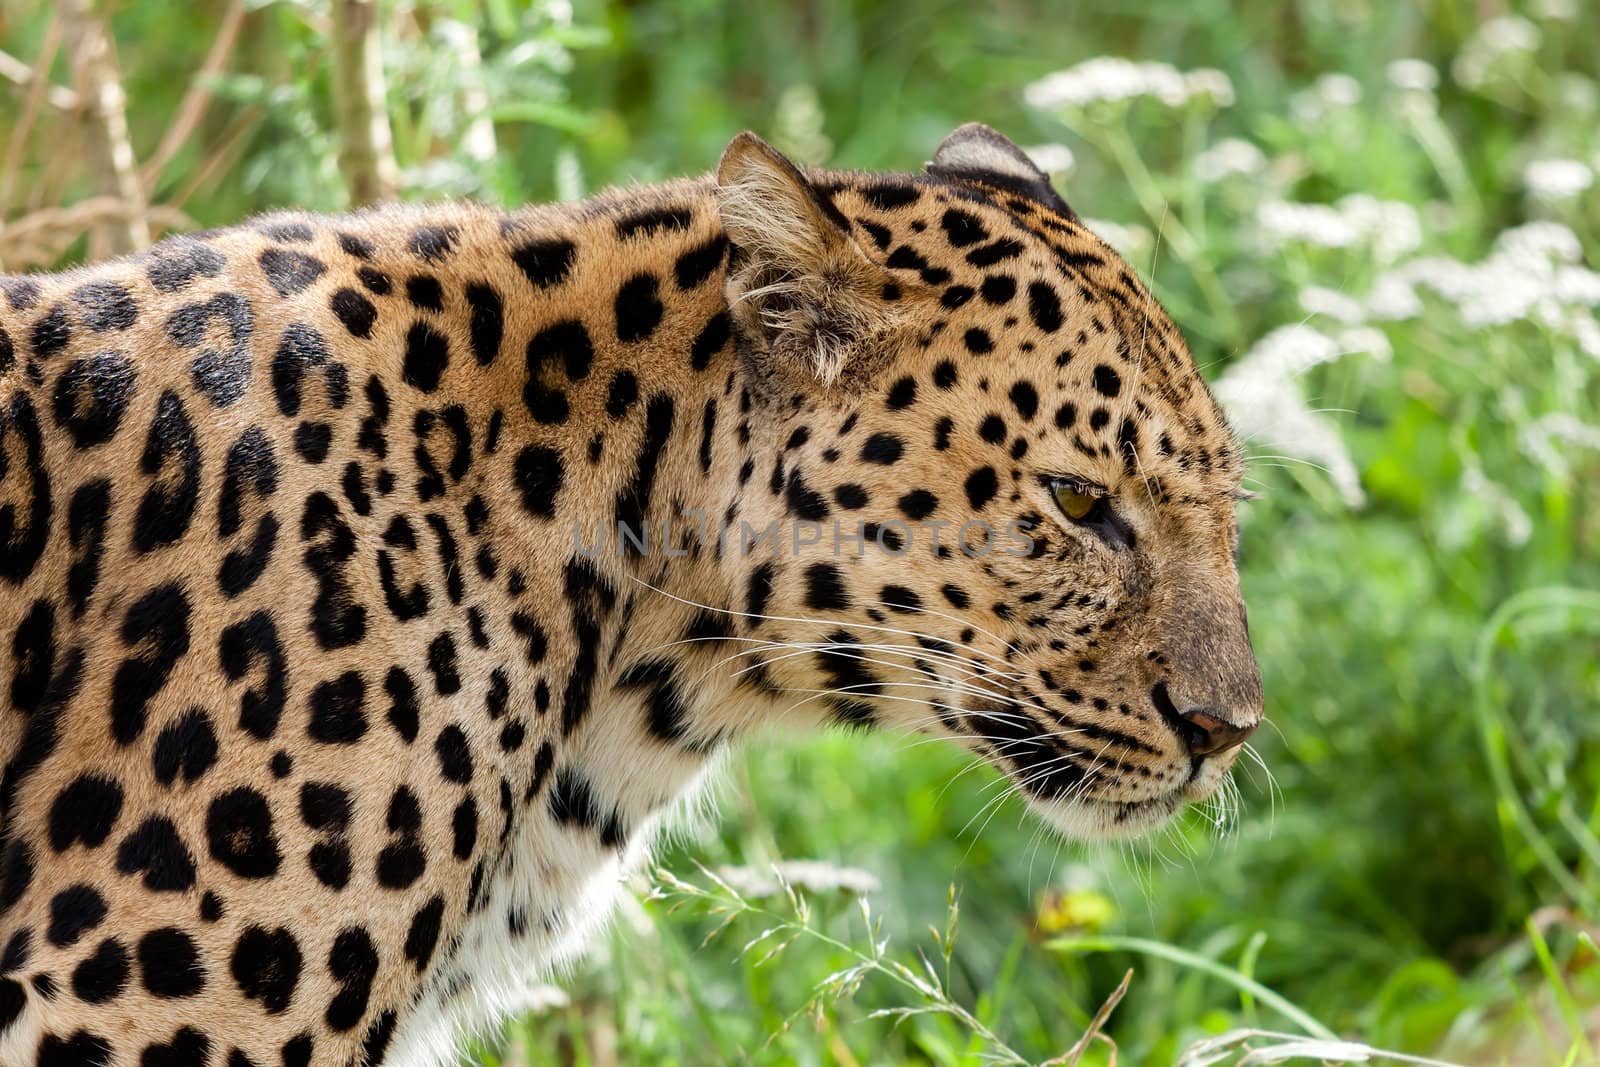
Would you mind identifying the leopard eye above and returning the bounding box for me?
[1052,482,1098,521]
[1044,477,1134,549]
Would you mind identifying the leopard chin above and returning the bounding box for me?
[1030,778,1231,841]
[1039,793,1186,841]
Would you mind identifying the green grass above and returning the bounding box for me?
[3,0,1598,1062]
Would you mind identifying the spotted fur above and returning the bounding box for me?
[0,125,1261,1066]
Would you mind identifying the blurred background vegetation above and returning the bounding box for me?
[2,0,1598,1063]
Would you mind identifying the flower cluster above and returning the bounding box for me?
[1081,217,1153,262]
[1024,143,1075,175]
[1025,28,1599,523]
[1257,195,1422,264]
[1451,15,1540,91]
[1365,222,1600,345]
[1523,158,1595,203]
[1385,58,1440,93]
[1214,325,1388,508]
[1289,73,1362,125]
[1024,58,1233,112]
[1448,463,1534,548]
[1022,143,1076,176]
[1192,137,1266,183]
[1298,286,1365,326]
[1520,413,1600,479]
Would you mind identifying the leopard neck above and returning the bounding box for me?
[484,183,808,761]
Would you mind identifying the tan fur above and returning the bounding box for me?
[716,134,899,386]
[0,127,1259,1066]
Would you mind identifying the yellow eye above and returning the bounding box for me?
[1053,483,1098,521]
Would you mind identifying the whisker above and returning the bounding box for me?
[719,643,1071,726]
[621,574,1024,673]
[851,597,1027,661]
[644,631,1025,685]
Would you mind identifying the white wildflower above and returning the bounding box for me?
[1538,306,1600,359]
[1556,73,1600,115]
[1452,15,1540,90]
[554,146,585,203]
[1520,412,1600,476]
[1394,85,1442,121]
[1386,58,1439,92]
[1183,68,1235,107]
[1024,57,1232,111]
[1339,195,1423,262]
[1494,220,1583,264]
[1214,325,1371,507]
[1258,201,1359,249]
[505,37,573,69]
[1026,58,1171,109]
[1523,158,1594,203]
[1417,253,1548,328]
[1299,285,1366,325]
[1337,326,1392,362]
[1230,324,1343,378]
[1081,217,1153,262]
[1317,73,1363,106]
[1475,14,1542,51]
[1257,195,1419,263]
[1574,312,1600,359]
[1290,73,1363,124]
[1366,221,1600,331]
[1192,137,1266,182]
[1553,266,1600,306]
[716,861,880,899]
[1448,466,1533,547]
[1364,274,1425,320]
[1532,0,1577,19]
[774,84,832,165]
[1023,143,1076,176]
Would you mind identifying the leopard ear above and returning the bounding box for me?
[715,131,890,385]
[926,123,1076,218]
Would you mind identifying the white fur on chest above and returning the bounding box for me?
[385,753,720,1067]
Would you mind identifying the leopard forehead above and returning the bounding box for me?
[807,172,1244,507]
[0,135,1252,1067]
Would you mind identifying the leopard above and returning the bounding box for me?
[0,122,1263,1067]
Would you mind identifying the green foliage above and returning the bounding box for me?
[3,0,1597,1062]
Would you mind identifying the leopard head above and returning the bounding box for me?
[712,125,1262,838]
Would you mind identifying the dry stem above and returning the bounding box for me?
[59,0,148,255]
[330,0,399,205]
[140,0,248,190]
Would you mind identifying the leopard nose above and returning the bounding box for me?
[1173,707,1255,757]
[1151,684,1258,757]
